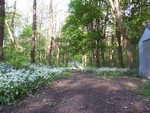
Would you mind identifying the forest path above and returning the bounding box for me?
[1,71,150,113]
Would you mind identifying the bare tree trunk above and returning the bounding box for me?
[82,54,87,66]
[8,0,17,47]
[116,26,124,68]
[89,51,93,66]
[0,0,5,61]
[109,0,134,70]
[47,38,53,65]
[95,42,100,67]
[47,0,54,65]
[64,42,69,66]
[56,26,62,63]
[93,48,97,66]
[38,1,44,62]
[101,49,105,67]
[110,34,114,67]
[56,42,60,63]
[5,20,15,44]
[31,0,36,63]
[11,0,16,34]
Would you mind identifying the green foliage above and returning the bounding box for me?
[140,80,150,97]
[19,25,32,38]
[4,47,29,69]
[3,0,150,70]
[61,0,150,67]
[61,0,112,66]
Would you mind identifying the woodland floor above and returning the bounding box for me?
[1,71,150,113]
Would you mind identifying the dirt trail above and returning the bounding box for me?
[1,71,150,113]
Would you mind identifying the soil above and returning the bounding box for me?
[1,71,150,113]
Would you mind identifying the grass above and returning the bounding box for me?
[140,80,150,97]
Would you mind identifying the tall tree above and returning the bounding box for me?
[47,0,54,65]
[109,0,134,70]
[11,0,16,34]
[5,0,16,46]
[31,0,36,63]
[0,0,5,61]
[116,25,124,68]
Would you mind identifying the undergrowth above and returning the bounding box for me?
[0,63,71,105]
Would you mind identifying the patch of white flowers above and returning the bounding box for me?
[82,67,128,72]
[0,63,70,105]
[69,61,128,72]
[82,66,137,77]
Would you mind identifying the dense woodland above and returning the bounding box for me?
[1,0,150,108]
[0,0,150,69]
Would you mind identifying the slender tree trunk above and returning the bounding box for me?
[0,0,5,61]
[93,48,99,67]
[31,0,36,63]
[82,54,87,66]
[110,34,114,67]
[65,42,69,66]
[84,55,87,66]
[64,46,69,66]
[116,26,124,68]
[9,0,17,47]
[5,20,15,44]
[96,41,100,67]
[56,27,61,63]
[109,0,134,70]
[56,42,60,63]
[47,0,54,65]
[93,48,96,66]
[11,0,16,34]
[82,55,84,66]
[89,51,93,66]
[101,49,105,67]
[47,38,53,65]
[38,2,44,62]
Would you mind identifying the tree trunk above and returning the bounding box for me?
[65,42,69,66]
[109,0,134,70]
[0,0,5,61]
[64,46,69,66]
[11,0,16,34]
[31,0,36,63]
[56,42,60,63]
[93,48,96,66]
[89,51,93,66]
[110,34,114,67]
[47,38,53,65]
[38,2,44,62]
[5,20,16,45]
[82,54,87,66]
[95,41,100,67]
[47,0,54,65]
[56,27,61,63]
[101,49,105,67]
[116,26,124,68]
